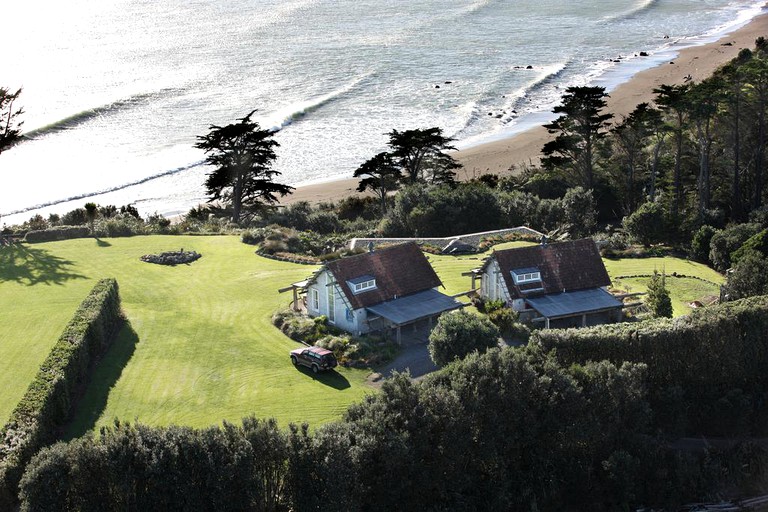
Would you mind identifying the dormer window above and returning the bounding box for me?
[348,275,377,294]
[511,267,541,285]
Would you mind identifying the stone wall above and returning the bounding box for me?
[349,226,543,252]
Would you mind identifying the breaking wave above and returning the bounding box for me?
[601,0,659,23]
[2,160,205,217]
[262,73,373,132]
[22,91,170,139]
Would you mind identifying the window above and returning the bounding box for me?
[328,285,335,323]
[515,272,541,283]
[512,269,542,285]
[348,277,377,294]
[311,289,319,310]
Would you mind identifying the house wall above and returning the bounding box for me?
[305,270,368,335]
[480,260,514,307]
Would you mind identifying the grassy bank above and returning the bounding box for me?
[0,236,370,433]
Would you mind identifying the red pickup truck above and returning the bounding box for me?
[290,346,338,373]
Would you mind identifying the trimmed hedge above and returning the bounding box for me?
[23,226,90,243]
[531,295,768,436]
[0,279,123,508]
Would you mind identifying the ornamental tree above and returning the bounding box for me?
[196,110,294,224]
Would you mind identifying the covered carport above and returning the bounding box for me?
[526,288,623,329]
[366,288,464,344]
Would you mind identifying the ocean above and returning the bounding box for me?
[2,0,766,223]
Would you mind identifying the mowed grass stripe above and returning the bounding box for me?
[1,236,370,434]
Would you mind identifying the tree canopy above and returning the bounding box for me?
[542,86,613,189]
[0,87,23,155]
[353,152,401,215]
[387,127,460,185]
[195,110,294,224]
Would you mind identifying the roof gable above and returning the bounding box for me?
[490,239,610,299]
[323,243,443,309]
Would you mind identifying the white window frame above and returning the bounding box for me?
[513,271,541,284]
[327,285,335,323]
[352,279,376,293]
[311,289,320,310]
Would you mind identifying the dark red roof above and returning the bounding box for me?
[323,243,443,309]
[491,239,610,299]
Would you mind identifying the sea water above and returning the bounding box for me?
[1,0,765,223]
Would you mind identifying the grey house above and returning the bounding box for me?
[474,238,623,328]
[293,243,462,342]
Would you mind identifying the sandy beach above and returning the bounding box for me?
[287,10,768,205]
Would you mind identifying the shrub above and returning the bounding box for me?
[60,208,87,226]
[487,307,518,332]
[645,271,673,318]
[561,186,597,238]
[731,228,768,265]
[0,279,123,508]
[709,223,762,271]
[689,224,717,263]
[23,226,90,243]
[623,201,668,246]
[725,252,768,300]
[428,310,500,366]
[93,213,146,238]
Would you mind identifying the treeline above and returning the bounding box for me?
[16,296,768,511]
[0,279,123,509]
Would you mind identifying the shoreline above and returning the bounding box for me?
[287,8,768,206]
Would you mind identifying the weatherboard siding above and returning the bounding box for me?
[306,270,367,335]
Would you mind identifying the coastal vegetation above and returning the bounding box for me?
[15,295,768,510]
[6,33,768,512]
[195,110,294,224]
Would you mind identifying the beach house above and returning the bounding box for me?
[474,238,623,328]
[287,242,462,343]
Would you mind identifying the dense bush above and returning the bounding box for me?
[623,201,668,246]
[386,183,502,237]
[428,310,500,366]
[532,295,768,437]
[23,226,90,243]
[731,228,768,264]
[19,418,289,512]
[725,252,768,300]
[93,213,147,237]
[709,222,762,271]
[645,271,673,318]
[272,309,330,344]
[0,279,123,508]
[689,224,717,263]
[16,340,768,510]
[60,208,87,226]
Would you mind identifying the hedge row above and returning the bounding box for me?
[23,226,90,243]
[0,278,123,508]
[531,295,768,436]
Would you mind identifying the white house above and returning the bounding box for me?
[289,243,462,343]
[474,238,623,328]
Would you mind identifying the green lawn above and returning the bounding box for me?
[0,236,370,434]
[0,236,726,435]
